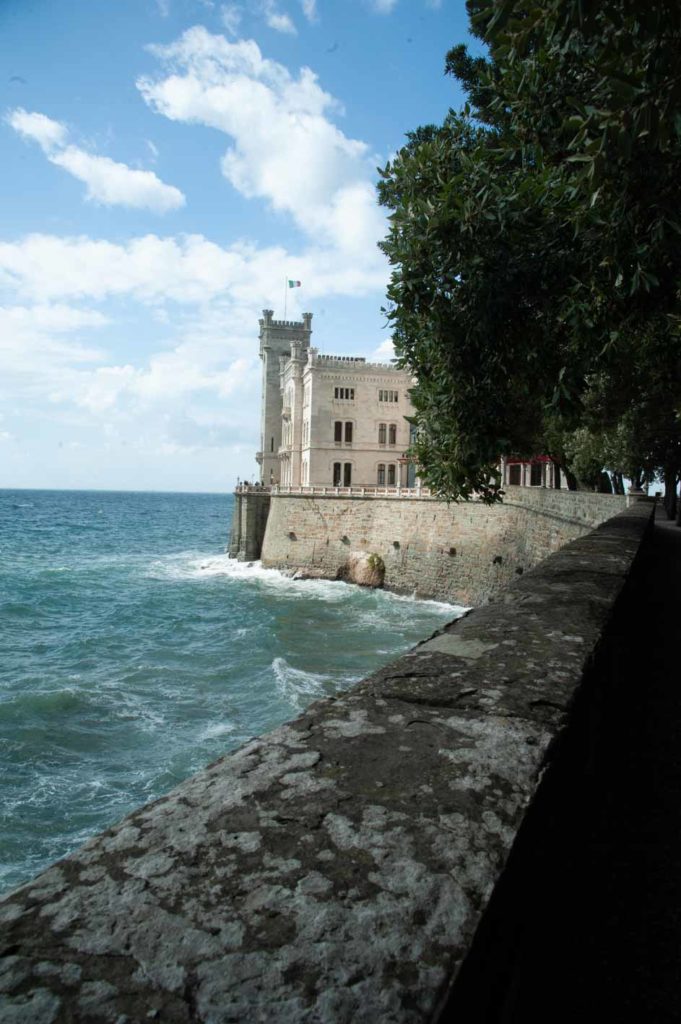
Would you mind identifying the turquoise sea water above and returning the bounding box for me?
[0,489,463,894]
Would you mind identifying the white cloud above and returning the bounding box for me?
[221,3,242,34]
[2,303,108,334]
[0,233,281,303]
[49,147,185,212]
[7,108,67,150]
[372,337,396,361]
[7,107,185,213]
[300,0,317,21]
[371,0,398,11]
[266,10,296,33]
[74,351,253,412]
[261,0,297,33]
[0,304,106,390]
[0,230,386,306]
[156,0,170,15]
[138,28,386,256]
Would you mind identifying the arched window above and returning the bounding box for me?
[377,464,386,485]
[378,423,387,445]
[334,421,343,443]
[345,421,353,443]
[387,464,396,486]
[388,423,397,445]
[344,463,352,486]
[333,462,342,485]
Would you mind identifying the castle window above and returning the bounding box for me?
[379,389,399,403]
[378,423,387,445]
[334,421,343,443]
[345,421,353,444]
[508,463,521,485]
[530,462,543,486]
[344,463,352,487]
[334,386,355,400]
[377,464,386,485]
[333,462,342,485]
[387,464,396,486]
[388,423,397,445]
[270,437,274,452]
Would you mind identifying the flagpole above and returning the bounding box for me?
[284,276,287,320]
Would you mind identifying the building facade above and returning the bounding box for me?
[500,455,566,489]
[256,309,415,488]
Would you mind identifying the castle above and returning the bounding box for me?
[255,310,417,489]
[254,309,564,491]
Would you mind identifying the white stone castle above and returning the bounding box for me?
[256,310,417,489]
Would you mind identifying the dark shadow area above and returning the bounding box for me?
[439,511,681,1024]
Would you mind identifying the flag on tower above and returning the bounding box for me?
[288,279,302,288]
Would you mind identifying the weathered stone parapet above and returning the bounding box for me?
[0,501,653,1023]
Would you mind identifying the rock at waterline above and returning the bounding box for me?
[342,551,385,588]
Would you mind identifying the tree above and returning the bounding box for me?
[378,0,681,502]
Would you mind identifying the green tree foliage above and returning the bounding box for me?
[378,0,681,502]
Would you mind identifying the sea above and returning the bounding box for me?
[0,488,464,895]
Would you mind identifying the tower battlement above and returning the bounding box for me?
[258,309,313,486]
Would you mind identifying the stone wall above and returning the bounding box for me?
[228,490,271,561]
[261,486,629,605]
[0,502,654,1023]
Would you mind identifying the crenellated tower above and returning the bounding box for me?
[257,309,312,484]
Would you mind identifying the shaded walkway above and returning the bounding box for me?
[444,509,681,1023]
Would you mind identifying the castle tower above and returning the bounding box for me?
[256,309,312,484]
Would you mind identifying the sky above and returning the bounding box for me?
[0,0,477,492]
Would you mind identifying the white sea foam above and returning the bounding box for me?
[271,656,354,711]
[148,552,468,615]
[384,590,469,614]
[198,721,236,741]
[149,552,355,602]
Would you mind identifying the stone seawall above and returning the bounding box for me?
[228,490,271,561]
[0,501,653,1023]
[261,487,629,605]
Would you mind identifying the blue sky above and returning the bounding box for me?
[0,0,476,492]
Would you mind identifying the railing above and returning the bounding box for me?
[270,484,432,498]
[235,483,272,493]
